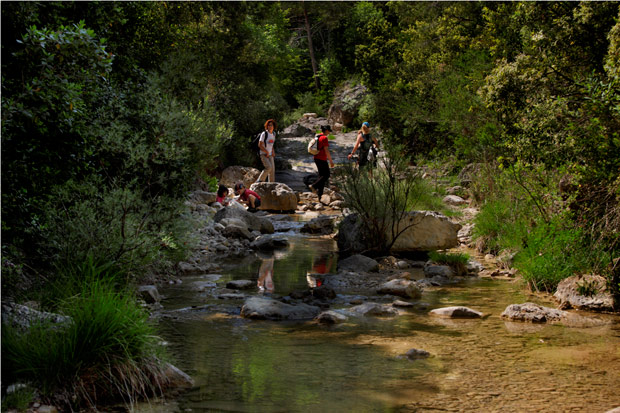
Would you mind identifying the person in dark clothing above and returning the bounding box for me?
[309,125,335,202]
[348,121,379,169]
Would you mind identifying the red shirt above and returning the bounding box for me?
[239,189,260,202]
[313,134,329,161]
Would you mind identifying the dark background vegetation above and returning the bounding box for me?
[1,1,618,408]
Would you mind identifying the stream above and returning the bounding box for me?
[139,216,620,413]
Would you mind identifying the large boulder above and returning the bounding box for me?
[214,206,274,234]
[327,83,368,127]
[189,190,217,205]
[301,215,336,235]
[554,274,615,312]
[279,123,314,139]
[220,166,260,189]
[337,211,461,254]
[250,182,298,212]
[241,297,320,320]
[2,302,72,330]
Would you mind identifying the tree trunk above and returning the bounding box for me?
[303,3,320,91]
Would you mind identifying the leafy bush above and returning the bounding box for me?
[429,251,470,276]
[2,275,165,409]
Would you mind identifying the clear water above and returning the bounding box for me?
[148,234,620,413]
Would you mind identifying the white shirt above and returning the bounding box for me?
[260,131,275,156]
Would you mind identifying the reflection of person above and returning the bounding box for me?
[257,257,274,293]
[312,253,334,275]
[234,182,261,213]
[348,121,379,169]
[256,119,277,183]
[309,125,335,202]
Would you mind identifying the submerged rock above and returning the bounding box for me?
[349,302,399,317]
[315,310,348,324]
[429,306,483,319]
[338,254,379,273]
[403,348,431,360]
[138,285,161,304]
[226,280,255,290]
[241,297,320,320]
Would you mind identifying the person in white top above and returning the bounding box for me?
[256,118,277,183]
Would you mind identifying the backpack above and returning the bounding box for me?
[307,134,321,155]
[251,130,276,155]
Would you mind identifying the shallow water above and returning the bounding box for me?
[150,234,620,413]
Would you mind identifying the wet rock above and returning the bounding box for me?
[396,260,410,269]
[338,254,379,273]
[214,206,274,234]
[226,280,255,290]
[136,285,160,304]
[500,303,565,323]
[250,182,297,212]
[241,297,320,320]
[466,260,484,275]
[377,279,423,299]
[349,302,399,317]
[218,293,245,300]
[430,306,483,318]
[192,281,217,292]
[250,234,290,250]
[443,195,467,206]
[1,302,71,330]
[315,310,348,324]
[301,215,336,235]
[403,348,431,360]
[554,274,614,312]
[392,300,415,308]
[162,362,195,388]
[424,264,454,278]
[223,223,254,240]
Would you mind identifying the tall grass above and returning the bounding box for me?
[2,274,165,409]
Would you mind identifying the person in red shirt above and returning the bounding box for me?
[309,125,335,201]
[234,182,261,212]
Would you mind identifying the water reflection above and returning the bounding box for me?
[306,251,336,288]
[257,257,275,293]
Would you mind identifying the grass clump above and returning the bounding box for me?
[2,272,166,410]
[1,385,35,412]
[429,251,470,276]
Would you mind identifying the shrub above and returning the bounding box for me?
[2,275,166,409]
[429,251,470,276]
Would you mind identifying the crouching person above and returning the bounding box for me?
[234,182,262,213]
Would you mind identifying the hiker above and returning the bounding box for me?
[348,121,379,169]
[216,184,231,206]
[256,119,277,183]
[309,125,335,202]
[234,182,262,212]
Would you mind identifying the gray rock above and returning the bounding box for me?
[392,300,415,308]
[377,279,423,299]
[338,254,379,273]
[250,182,298,212]
[192,281,217,291]
[301,215,336,235]
[218,293,246,300]
[189,190,217,205]
[430,306,483,318]
[226,280,255,290]
[336,214,368,255]
[250,234,290,250]
[403,348,431,360]
[315,310,348,324]
[328,82,368,126]
[466,260,484,275]
[138,285,161,304]
[443,195,466,206]
[1,303,72,330]
[220,166,260,189]
[424,264,455,278]
[241,297,320,320]
[554,274,614,312]
[162,362,195,388]
[280,123,313,138]
[349,302,399,317]
[312,285,337,300]
[223,223,254,240]
[214,206,274,234]
[500,303,565,323]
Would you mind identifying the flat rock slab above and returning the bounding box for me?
[241,297,320,320]
[430,306,483,318]
[226,280,255,290]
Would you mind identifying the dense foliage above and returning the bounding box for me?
[1,1,619,406]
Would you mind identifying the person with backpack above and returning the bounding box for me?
[348,121,379,170]
[309,125,335,202]
[255,119,277,183]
